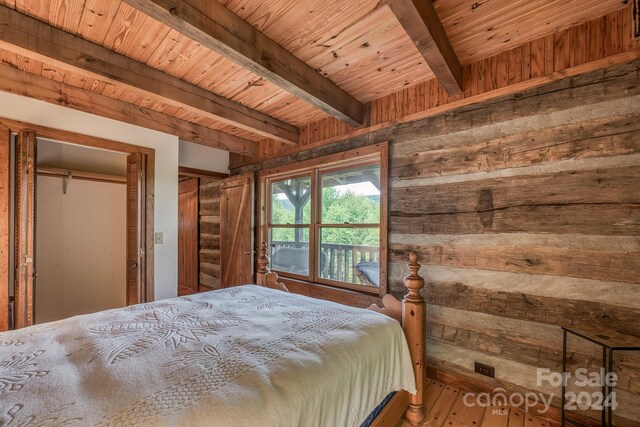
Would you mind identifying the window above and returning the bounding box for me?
[261,143,387,295]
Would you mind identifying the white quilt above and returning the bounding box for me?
[0,285,416,426]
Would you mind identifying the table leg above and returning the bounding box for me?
[562,328,567,427]
[608,349,613,427]
[602,347,607,426]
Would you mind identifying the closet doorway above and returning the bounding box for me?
[0,120,155,331]
[36,139,128,323]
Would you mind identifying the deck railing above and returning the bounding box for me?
[271,240,379,284]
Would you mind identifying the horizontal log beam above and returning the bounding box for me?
[389,233,640,284]
[391,165,640,212]
[121,0,363,126]
[391,113,640,179]
[387,0,462,95]
[0,5,298,145]
[390,165,640,235]
[420,281,640,336]
[0,61,256,155]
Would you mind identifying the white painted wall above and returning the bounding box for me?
[36,176,126,323]
[0,91,180,300]
[38,138,128,176]
[179,139,229,173]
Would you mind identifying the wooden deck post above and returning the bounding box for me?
[402,251,426,425]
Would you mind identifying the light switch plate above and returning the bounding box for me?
[154,232,165,244]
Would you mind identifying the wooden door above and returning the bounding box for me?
[126,153,146,305]
[220,173,254,287]
[178,177,199,295]
[14,130,36,329]
[0,125,10,332]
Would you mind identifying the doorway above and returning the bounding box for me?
[0,120,155,331]
[177,167,227,296]
[36,139,128,323]
[178,176,198,295]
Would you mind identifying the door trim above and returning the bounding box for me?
[0,124,8,331]
[0,118,155,329]
[178,166,228,179]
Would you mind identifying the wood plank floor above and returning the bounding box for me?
[400,380,559,427]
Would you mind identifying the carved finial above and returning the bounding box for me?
[409,250,419,268]
[257,241,269,274]
[404,250,424,302]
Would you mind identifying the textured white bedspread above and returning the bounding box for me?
[0,285,416,426]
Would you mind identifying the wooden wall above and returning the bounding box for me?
[231,5,640,170]
[199,177,222,290]
[232,59,640,424]
[386,60,640,422]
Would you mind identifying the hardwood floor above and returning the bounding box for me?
[400,380,558,427]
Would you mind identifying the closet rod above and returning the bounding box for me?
[37,166,126,185]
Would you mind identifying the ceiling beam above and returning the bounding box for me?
[0,61,256,156]
[388,0,462,95]
[120,0,364,127]
[0,5,298,145]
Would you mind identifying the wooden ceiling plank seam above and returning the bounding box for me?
[311,31,424,80]
[434,0,627,64]
[0,57,256,155]
[442,1,580,51]
[145,28,192,71]
[0,5,299,144]
[76,0,122,45]
[300,6,408,68]
[163,39,212,79]
[49,0,87,34]
[120,0,364,126]
[15,0,50,21]
[322,39,432,94]
[181,50,232,87]
[388,0,463,95]
[277,0,384,60]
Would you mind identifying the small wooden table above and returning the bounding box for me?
[561,326,640,426]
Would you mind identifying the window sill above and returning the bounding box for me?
[276,276,382,308]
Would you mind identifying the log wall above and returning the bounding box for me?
[199,177,221,290]
[232,59,640,424]
[384,64,640,424]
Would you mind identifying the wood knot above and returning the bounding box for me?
[169,7,178,16]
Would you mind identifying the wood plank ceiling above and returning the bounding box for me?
[0,0,629,152]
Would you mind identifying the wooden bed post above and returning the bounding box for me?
[367,250,426,426]
[256,241,269,286]
[256,241,289,292]
[403,251,426,425]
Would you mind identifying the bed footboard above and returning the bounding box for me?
[256,242,425,425]
[369,251,426,426]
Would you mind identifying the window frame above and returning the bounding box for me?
[265,171,312,282]
[259,142,388,296]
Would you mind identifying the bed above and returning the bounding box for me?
[0,245,426,427]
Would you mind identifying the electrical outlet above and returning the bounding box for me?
[474,362,495,378]
[154,232,165,244]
